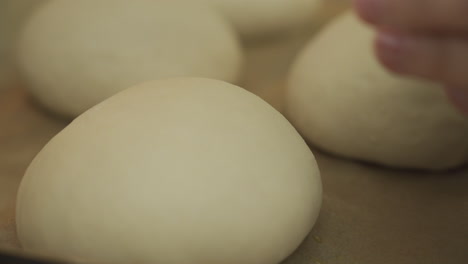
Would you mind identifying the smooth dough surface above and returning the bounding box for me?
[0,0,44,89]
[18,0,243,117]
[17,78,322,264]
[205,0,321,38]
[286,11,468,170]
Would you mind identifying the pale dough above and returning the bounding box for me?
[0,0,44,89]
[204,0,321,38]
[16,78,322,264]
[286,11,468,170]
[18,0,243,117]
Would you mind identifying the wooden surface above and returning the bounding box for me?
[1,3,467,264]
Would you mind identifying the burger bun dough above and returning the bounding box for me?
[205,0,321,38]
[286,12,468,170]
[18,0,243,117]
[17,78,322,264]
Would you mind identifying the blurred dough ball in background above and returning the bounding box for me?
[18,0,243,118]
[286,11,468,171]
[239,1,351,113]
[0,0,44,90]
[17,78,322,264]
[204,0,322,39]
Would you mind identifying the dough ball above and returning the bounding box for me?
[18,0,243,117]
[286,12,468,170]
[205,0,321,38]
[17,78,322,264]
[0,0,44,88]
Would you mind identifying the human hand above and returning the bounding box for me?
[353,0,468,115]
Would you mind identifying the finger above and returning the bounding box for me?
[444,86,468,115]
[375,30,468,87]
[353,0,468,31]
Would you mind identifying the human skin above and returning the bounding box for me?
[353,0,468,115]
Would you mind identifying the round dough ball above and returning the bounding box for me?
[17,78,322,264]
[205,0,321,38]
[18,0,243,117]
[0,0,44,89]
[286,11,468,170]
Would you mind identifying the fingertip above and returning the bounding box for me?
[374,30,406,73]
[444,86,468,116]
[353,0,382,24]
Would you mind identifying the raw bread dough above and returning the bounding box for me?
[18,0,243,117]
[0,0,44,90]
[16,78,322,264]
[205,0,321,38]
[286,11,468,170]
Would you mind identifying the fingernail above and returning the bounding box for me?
[353,0,384,24]
[444,86,468,116]
[375,31,407,73]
